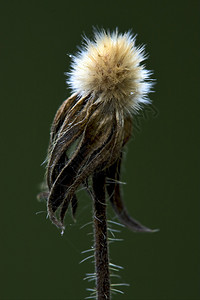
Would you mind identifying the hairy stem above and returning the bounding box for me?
[93,171,110,300]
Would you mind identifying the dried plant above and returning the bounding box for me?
[38,29,157,300]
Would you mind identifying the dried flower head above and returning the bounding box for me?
[68,30,151,113]
[40,29,154,234]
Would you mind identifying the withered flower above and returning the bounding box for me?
[39,29,156,299]
[41,30,154,233]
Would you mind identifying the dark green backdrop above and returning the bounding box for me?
[0,1,199,299]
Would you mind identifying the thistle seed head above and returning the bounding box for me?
[67,29,152,113]
[38,28,156,234]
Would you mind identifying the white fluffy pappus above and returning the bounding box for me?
[66,29,153,113]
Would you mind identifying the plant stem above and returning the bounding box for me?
[93,171,110,300]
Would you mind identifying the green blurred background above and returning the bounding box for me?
[0,0,199,299]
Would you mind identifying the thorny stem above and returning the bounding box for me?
[92,171,110,300]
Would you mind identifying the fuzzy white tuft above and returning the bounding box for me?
[67,29,153,113]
